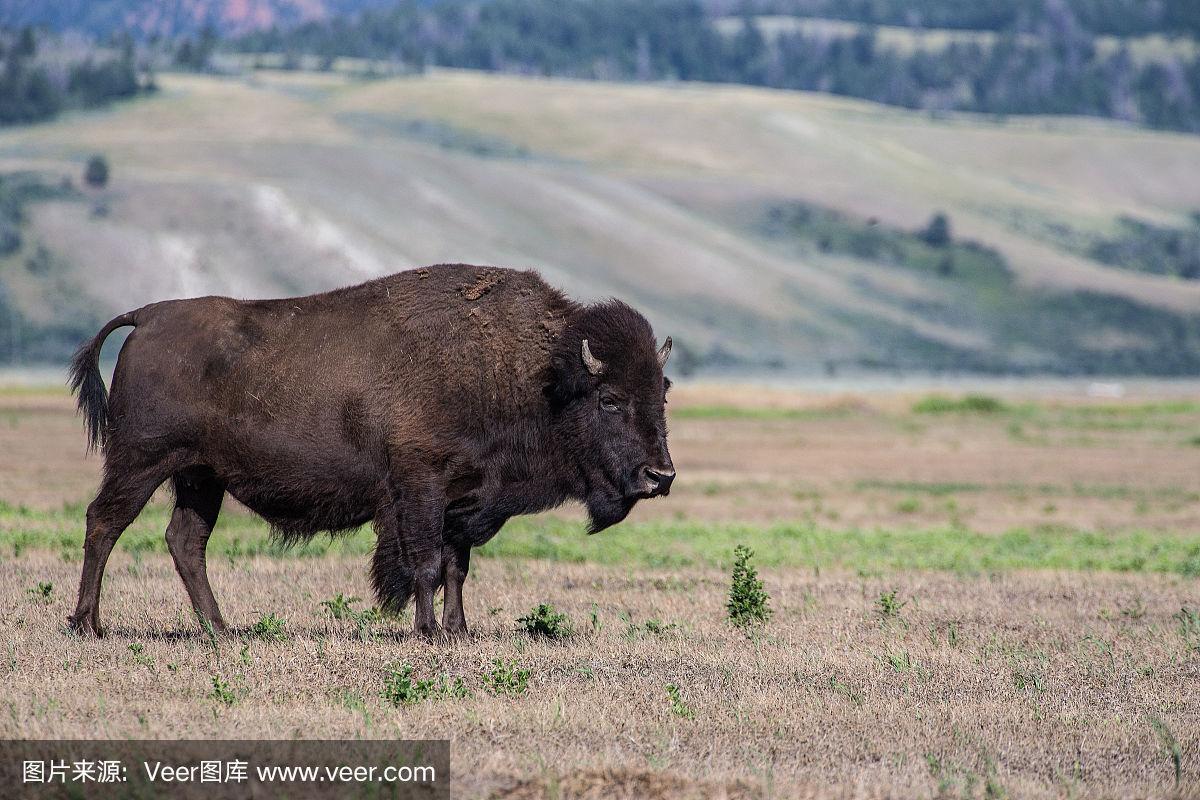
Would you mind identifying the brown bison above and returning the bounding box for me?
[66,264,674,638]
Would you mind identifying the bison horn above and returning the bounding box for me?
[581,339,605,375]
[657,336,672,369]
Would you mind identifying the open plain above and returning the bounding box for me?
[1,381,1198,798]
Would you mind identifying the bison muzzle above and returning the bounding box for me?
[65,265,674,639]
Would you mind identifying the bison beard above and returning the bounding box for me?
[66,264,674,639]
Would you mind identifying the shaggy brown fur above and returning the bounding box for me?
[67,265,674,638]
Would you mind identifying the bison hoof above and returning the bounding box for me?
[413,622,441,641]
[67,614,104,638]
[443,624,470,641]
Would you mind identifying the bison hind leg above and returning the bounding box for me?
[371,533,416,613]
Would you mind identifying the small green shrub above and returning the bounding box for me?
[618,611,680,639]
[320,593,362,620]
[517,603,573,639]
[443,675,471,700]
[381,664,428,706]
[876,588,907,620]
[251,612,287,641]
[483,658,530,696]
[27,581,52,602]
[210,675,238,707]
[351,606,383,639]
[727,545,772,629]
[128,642,153,668]
[666,684,695,719]
[381,663,470,707]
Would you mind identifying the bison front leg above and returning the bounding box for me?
[371,478,445,640]
[441,544,471,637]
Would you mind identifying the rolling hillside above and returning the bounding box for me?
[1,69,1198,374]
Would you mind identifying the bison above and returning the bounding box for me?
[66,264,675,638]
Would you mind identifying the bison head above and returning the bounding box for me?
[549,301,675,533]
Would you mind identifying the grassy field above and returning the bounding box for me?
[2,68,1200,371]
[1,382,1198,798]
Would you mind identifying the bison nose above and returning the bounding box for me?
[643,466,676,496]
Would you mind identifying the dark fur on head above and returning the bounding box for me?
[549,300,673,533]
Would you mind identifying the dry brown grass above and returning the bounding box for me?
[4,554,1198,798]
[2,384,1199,797]
[4,384,1198,532]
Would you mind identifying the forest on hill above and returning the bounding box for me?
[0,28,152,126]
[4,0,1200,132]
[732,0,1200,38]
[234,0,1200,132]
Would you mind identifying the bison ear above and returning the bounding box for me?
[546,351,593,407]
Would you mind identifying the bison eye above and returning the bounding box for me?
[599,395,620,414]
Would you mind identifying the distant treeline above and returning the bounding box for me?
[737,0,1200,38]
[0,27,152,126]
[233,0,1200,133]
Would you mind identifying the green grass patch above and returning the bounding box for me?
[382,663,471,706]
[480,518,1200,576]
[1055,404,1200,433]
[249,612,288,641]
[482,659,530,696]
[669,405,851,421]
[913,394,1008,414]
[4,503,1198,576]
[857,480,987,496]
[516,603,574,639]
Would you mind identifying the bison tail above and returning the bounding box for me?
[69,310,138,453]
[370,534,416,613]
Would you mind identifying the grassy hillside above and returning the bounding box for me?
[1,69,1199,373]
